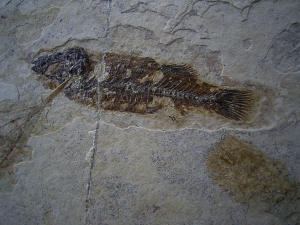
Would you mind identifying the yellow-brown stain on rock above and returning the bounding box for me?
[206,135,300,221]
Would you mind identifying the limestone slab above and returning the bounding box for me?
[0,0,299,224]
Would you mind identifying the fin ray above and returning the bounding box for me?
[160,64,198,78]
[211,89,259,122]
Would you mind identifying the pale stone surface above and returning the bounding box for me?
[0,83,18,101]
[0,0,299,225]
[0,117,94,224]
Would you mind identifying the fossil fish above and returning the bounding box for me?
[31,47,260,122]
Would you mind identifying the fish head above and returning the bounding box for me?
[31,48,90,83]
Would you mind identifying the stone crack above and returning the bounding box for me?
[84,0,112,223]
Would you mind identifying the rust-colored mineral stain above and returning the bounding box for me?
[206,135,298,204]
[31,47,261,122]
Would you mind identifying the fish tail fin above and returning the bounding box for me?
[211,89,261,122]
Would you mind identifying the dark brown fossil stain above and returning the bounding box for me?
[0,79,70,192]
[206,135,299,222]
[31,47,261,123]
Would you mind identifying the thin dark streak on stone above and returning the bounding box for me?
[6,0,12,6]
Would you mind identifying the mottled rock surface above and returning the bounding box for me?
[0,0,299,224]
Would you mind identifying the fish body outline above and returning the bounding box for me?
[31,47,260,122]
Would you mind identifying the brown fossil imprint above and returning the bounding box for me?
[31,48,260,122]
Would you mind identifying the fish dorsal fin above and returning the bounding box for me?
[160,64,198,79]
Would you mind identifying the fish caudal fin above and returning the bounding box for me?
[211,89,261,122]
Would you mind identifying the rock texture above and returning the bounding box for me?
[0,0,299,224]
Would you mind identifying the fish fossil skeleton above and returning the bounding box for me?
[31,47,260,122]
